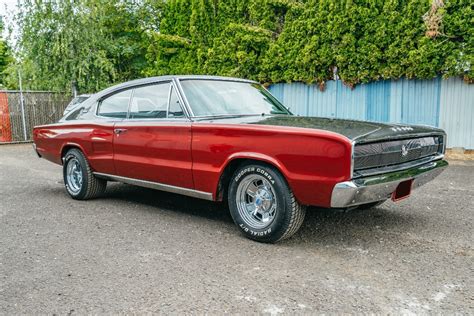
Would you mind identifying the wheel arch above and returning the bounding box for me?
[60,143,87,165]
[215,153,291,202]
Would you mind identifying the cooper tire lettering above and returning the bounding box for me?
[235,166,255,182]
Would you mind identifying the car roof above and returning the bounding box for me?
[95,75,257,100]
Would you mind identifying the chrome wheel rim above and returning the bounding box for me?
[66,158,83,194]
[236,174,277,229]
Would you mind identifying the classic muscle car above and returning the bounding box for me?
[33,76,448,243]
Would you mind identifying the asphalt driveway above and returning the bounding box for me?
[0,144,472,314]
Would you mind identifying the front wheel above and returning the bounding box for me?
[228,163,306,243]
[63,148,107,200]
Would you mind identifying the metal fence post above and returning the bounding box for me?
[18,70,28,141]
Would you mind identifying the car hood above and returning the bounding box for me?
[198,115,445,143]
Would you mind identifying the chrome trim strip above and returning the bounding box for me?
[112,118,191,124]
[166,83,173,116]
[171,79,193,119]
[93,172,214,201]
[176,76,257,84]
[97,78,172,102]
[331,159,448,208]
[173,78,195,118]
[126,88,135,119]
[193,113,271,120]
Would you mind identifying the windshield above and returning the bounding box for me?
[179,79,291,117]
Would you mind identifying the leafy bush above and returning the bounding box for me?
[147,0,472,87]
[5,0,472,91]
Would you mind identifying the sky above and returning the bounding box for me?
[0,0,17,11]
[0,0,19,37]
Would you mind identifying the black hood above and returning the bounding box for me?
[197,115,445,143]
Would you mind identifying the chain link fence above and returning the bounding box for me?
[0,91,71,143]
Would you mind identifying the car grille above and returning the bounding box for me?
[354,136,443,171]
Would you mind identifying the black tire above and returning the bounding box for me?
[228,163,306,243]
[63,148,106,200]
[356,200,386,210]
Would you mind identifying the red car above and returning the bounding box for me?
[33,76,448,242]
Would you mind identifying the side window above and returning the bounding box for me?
[98,90,132,118]
[168,86,184,118]
[129,82,170,119]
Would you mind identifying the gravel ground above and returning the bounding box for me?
[0,144,473,314]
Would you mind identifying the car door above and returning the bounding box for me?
[112,81,194,189]
[89,89,133,174]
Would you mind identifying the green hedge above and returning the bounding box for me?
[145,0,472,87]
[6,0,472,91]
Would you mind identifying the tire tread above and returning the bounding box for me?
[277,189,306,241]
[65,148,106,200]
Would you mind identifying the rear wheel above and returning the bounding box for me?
[63,148,106,200]
[228,163,306,243]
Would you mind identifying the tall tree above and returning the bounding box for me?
[0,18,12,88]
[9,1,116,92]
[8,0,160,93]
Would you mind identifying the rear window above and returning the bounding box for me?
[65,106,84,121]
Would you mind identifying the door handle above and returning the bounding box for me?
[114,128,127,135]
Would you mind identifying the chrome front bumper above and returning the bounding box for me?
[330,159,448,208]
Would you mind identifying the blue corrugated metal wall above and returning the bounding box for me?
[439,78,474,150]
[269,77,474,149]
